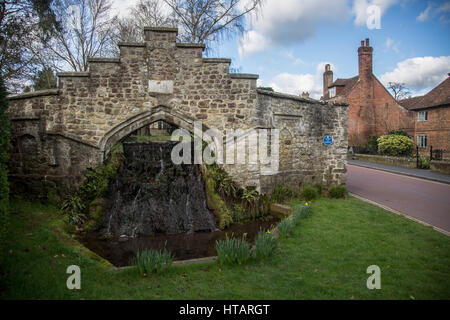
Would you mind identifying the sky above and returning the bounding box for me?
[112,0,450,99]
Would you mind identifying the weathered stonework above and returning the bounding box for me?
[7,27,348,201]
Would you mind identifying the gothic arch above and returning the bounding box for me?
[99,106,212,160]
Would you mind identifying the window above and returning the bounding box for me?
[329,86,336,98]
[417,111,428,122]
[417,135,427,148]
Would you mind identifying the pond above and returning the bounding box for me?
[79,217,278,267]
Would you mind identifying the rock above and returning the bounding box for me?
[269,203,293,218]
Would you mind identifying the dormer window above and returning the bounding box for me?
[329,86,336,98]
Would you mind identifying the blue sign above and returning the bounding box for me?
[323,136,333,146]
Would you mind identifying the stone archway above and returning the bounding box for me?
[99,106,209,161]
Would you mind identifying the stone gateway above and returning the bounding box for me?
[6,27,348,201]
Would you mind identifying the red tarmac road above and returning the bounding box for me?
[347,164,450,233]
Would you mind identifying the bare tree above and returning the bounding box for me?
[114,0,175,42]
[0,0,57,92]
[32,0,118,72]
[388,82,411,100]
[164,0,262,45]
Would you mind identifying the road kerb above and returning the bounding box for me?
[350,193,450,237]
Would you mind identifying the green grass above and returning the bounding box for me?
[1,197,449,300]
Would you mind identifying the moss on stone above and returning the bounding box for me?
[84,198,107,232]
[48,217,114,268]
[201,165,233,230]
[64,143,124,229]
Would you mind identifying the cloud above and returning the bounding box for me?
[417,1,450,23]
[417,4,432,21]
[284,51,305,66]
[238,0,350,57]
[380,56,450,91]
[266,62,336,99]
[352,0,398,26]
[385,37,400,54]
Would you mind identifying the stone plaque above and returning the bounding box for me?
[148,80,174,94]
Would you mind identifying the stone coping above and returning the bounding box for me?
[203,58,232,64]
[257,89,348,106]
[87,57,120,63]
[144,26,178,33]
[57,72,90,77]
[116,256,218,271]
[176,43,206,50]
[230,73,259,80]
[117,42,146,47]
[7,89,60,100]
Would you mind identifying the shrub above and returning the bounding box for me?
[418,158,430,169]
[215,236,251,265]
[276,218,294,238]
[61,195,87,226]
[377,134,414,157]
[241,186,260,216]
[388,129,409,137]
[299,185,318,201]
[328,185,348,199]
[0,76,10,243]
[254,231,278,260]
[133,249,174,275]
[313,184,323,195]
[208,164,237,199]
[271,184,296,203]
[366,134,379,154]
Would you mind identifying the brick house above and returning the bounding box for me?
[322,39,415,146]
[400,76,450,157]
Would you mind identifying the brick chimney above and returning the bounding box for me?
[323,64,333,99]
[358,38,373,81]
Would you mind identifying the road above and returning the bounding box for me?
[347,164,450,233]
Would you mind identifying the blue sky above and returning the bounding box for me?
[114,0,450,99]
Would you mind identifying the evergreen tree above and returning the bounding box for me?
[0,76,11,241]
[33,67,57,91]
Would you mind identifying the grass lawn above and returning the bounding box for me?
[0,196,449,300]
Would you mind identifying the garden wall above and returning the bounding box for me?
[430,160,450,175]
[354,154,417,169]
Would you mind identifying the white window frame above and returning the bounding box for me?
[417,111,428,122]
[417,134,428,149]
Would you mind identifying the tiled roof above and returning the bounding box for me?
[337,76,359,97]
[400,77,450,110]
[399,96,424,110]
[330,78,352,87]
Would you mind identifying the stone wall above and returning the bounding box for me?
[354,154,418,169]
[430,160,450,174]
[7,27,348,201]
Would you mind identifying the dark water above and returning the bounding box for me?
[80,218,278,267]
[103,142,217,237]
[85,141,278,267]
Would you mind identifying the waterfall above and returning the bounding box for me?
[103,141,217,237]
